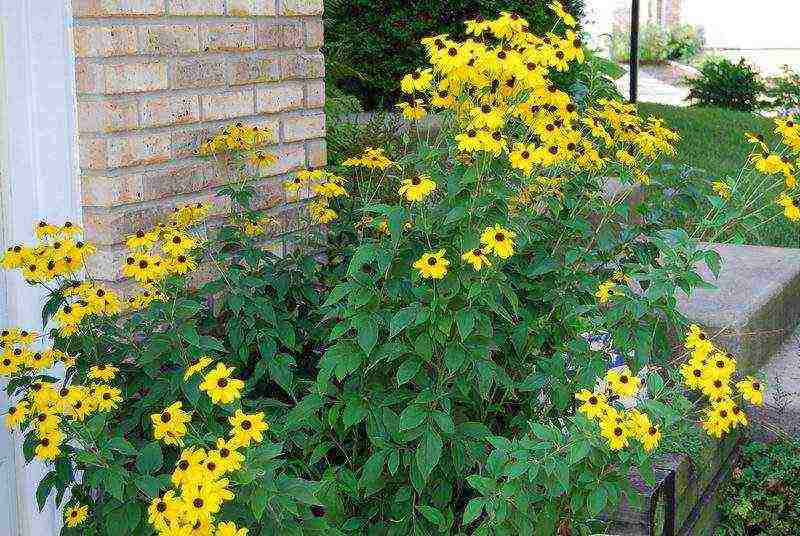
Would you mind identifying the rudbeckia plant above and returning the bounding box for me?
[0,4,784,536]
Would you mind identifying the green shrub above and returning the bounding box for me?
[610,23,704,63]
[716,439,800,536]
[324,0,585,110]
[766,65,800,112]
[686,58,766,112]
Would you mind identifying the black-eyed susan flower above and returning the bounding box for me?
[171,447,207,488]
[480,225,516,259]
[147,491,182,532]
[209,437,245,474]
[308,200,337,224]
[88,364,118,382]
[455,128,483,152]
[398,174,437,202]
[4,401,29,429]
[125,229,159,251]
[396,99,427,121]
[413,250,450,280]
[199,363,245,405]
[64,505,88,528]
[736,377,765,406]
[575,389,608,420]
[151,401,192,446]
[93,384,122,412]
[35,429,63,460]
[778,192,800,221]
[401,68,433,94]
[461,248,492,271]
[599,415,629,451]
[229,409,269,447]
[605,368,640,398]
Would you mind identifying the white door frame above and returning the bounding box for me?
[0,1,81,535]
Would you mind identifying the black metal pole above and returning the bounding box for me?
[630,0,640,103]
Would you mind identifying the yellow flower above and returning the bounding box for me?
[400,69,433,94]
[461,248,492,271]
[736,376,765,406]
[151,401,192,446]
[181,483,222,526]
[480,225,516,259]
[508,143,537,175]
[217,522,249,536]
[228,410,269,447]
[778,192,800,221]
[308,200,338,224]
[595,280,616,304]
[88,364,118,382]
[606,368,641,398]
[4,401,29,429]
[185,356,214,380]
[172,447,207,488]
[599,416,629,451]
[712,181,731,200]
[455,128,484,152]
[209,437,245,474]
[398,174,437,202]
[396,99,427,121]
[64,505,89,528]
[575,389,608,420]
[93,384,123,412]
[35,429,64,460]
[0,350,22,376]
[199,363,245,405]
[249,150,277,168]
[148,490,182,532]
[126,229,159,251]
[413,250,450,280]
[162,231,199,257]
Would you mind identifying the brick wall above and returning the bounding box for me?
[72,0,326,282]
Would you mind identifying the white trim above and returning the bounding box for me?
[0,1,80,535]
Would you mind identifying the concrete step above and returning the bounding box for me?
[677,243,800,373]
[748,328,800,438]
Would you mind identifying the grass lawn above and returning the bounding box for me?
[637,102,798,248]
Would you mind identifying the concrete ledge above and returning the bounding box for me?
[677,244,800,372]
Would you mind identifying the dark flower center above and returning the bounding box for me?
[241,420,252,430]
[614,427,623,436]
[217,378,229,388]
[427,257,438,266]
[589,396,598,404]
[161,412,171,423]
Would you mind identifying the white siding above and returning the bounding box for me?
[683,0,800,49]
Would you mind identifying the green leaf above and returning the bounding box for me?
[463,498,485,524]
[324,282,355,307]
[108,436,136,455]
[399,405,427,431]
[415,430,443,481]
[355,316,379,356]
[135,475,161,498]
[390,306,419,338]
[136,442,163,474]
[251,486,270,521]
[569,440,591,465]
[359,451,387,487]
[418,505,446,527]
[443,346,466,373]
[456,309,475,340]
[588,487,607,515]
[397,358,422,386]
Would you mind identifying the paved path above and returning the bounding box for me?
[614,69,690,106]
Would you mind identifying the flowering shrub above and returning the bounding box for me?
[0,5,792,536]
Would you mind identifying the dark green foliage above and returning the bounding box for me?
[686,58,767,112]
[715,439,800,536]
[324,0,585,110]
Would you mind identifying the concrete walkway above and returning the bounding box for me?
[614,70,690,106]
